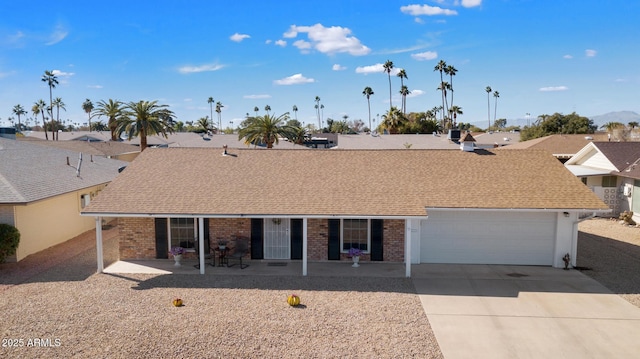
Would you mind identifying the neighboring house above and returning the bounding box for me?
[82,146,608,276]
[0,137,127,261]
[19,137,140,162]
[565,142,640,221]
[505,133,609,162]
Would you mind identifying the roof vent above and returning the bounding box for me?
[585,136,593,140]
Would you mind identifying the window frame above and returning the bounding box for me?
[167,218,197,252]
[340,218,370,254]
[601,176,617,187]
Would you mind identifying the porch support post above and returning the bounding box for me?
[302,217,308,276]
[198,217,205,274]
[405,219,411,278]
[95,216,104,273]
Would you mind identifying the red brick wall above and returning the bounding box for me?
[118,217,406,262]
[119,217,155,259]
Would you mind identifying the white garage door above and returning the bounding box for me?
[420,211,556,265]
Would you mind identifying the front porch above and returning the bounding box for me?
[104,258,409,278]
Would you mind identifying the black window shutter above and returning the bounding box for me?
[155,218,168,259]
[370,219,383,261]
[251,218,264,259]
[290,219,303,260]
[203,218,210,253]
[328,219,340,260]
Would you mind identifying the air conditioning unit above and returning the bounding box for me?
[81,194,91,208]
[623,185,632,197]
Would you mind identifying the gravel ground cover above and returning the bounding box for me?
[578,218,640,308]
[0,226,442,359]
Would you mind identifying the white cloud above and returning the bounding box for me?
[184,98,192,102]
[52,69,74,77]
[407,89,425,98]
[243,94,272,99]
[563,54,573,59]
[400,4,458,16]
[178,63,224,74]
[461,0,482,8]
[355,63,400,75]
[332,64,346,71]
[585,49,597,57]
[87,85,103,89]
[293,39,312,53]
[411,51,438,61]
[275,39,286,47]
[45,24,68,45]
[539,86,568,92]
[273,73,315,85]
[265,39,272,44]
[230,33,250,42]
[284,24,370,56]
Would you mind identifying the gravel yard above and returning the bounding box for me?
[0,226,442,359]
[578,218,640,308]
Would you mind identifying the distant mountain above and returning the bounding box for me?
[589,111,640,128]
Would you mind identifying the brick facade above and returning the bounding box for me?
[119,217,407,263]
[119,217,155,260]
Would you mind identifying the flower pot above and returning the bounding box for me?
[352,255,360,268]
[218,245,226,250]
[174,254,182,267]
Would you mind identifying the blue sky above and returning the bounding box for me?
[1,0,639,130]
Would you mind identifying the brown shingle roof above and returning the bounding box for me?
[83,147,608,217]
[505,133,608,156]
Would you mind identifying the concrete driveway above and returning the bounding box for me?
[412,264,640,358]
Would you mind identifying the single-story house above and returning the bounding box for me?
[504,133,609,162]
[0,137,127,261]
[82,146,609,276]
[565,141,640,222]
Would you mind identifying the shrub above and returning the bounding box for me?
[0,224,20,263]
[619,211,636,225]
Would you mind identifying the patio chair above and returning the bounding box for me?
[227,237,249,269]
[194,237,213,269]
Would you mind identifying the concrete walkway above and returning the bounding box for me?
[412,264,640,358]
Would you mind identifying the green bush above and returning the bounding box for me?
[0,224,20,263]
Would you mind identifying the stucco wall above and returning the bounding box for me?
[13,184,106,261]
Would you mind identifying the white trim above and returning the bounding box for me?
[302,218,308,276]
[425,207,611,213]
[198,217,205,274]
[95,216,103,273]
[81,212,428,219]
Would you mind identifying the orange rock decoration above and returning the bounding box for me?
[172,298,183,307]
[287,294,301,307]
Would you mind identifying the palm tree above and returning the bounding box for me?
[314,96,321,129]
[264,104,271,116]
[449,105,463,127]
[237,112,297,148]
[628,121,638,130]
[383,60,394,110]
[215,101,223,130]
[207,97,214,126]
[33,99,48,140]
[396,69,408,113]
[12,104,26,132]
[362,86,374,131]
[253,106,259,117]
[117,100,175,151]
[380,106,405,134]
[52,97,65,140]
[292,105,298,120]
[445,65,457,109]
[399,86,410,115]
[94,99,125,140]
[493,91,500,124]
[485,86,493,130]
[434,60,447,128]
[41,70,58,140]
[320,104,324,127]
[82,99,94,132]
[437,81,451,127]
[197,117,211,132]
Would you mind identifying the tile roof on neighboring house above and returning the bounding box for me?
[0,138,127,204]
[83,147,608,218]
[18,138,140,158]
[504,133,609,157]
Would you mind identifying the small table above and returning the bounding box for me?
[215,247,229,267]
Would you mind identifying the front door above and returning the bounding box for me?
[264,218,290,259]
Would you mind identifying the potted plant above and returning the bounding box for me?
[348,247,363,267]
[169,246,185,266]
[217,240,228,250]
